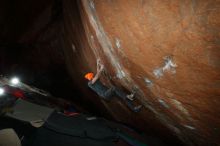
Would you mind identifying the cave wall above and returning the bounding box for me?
[62,0,220,145]
[0,0,219,145]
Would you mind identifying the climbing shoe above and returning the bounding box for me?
[126,93,135,101]
[133,105,142,112]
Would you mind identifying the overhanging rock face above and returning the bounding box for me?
[0,0,219,145]
[62,0,220,145]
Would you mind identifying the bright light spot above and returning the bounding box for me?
[10,77,20,85]
[0,88,4,95]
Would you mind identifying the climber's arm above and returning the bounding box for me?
[91,59,104,84]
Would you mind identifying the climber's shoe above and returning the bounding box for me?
[133,105,142,112]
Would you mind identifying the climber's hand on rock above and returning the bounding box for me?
[97,64,104,72]
[97,58,101,65]
[97,58,104,72]
[100,64,104,71]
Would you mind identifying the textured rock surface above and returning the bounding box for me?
[0,0,219,145]
[62,0,220,145]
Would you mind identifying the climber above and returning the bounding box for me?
[85,59,142,112]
